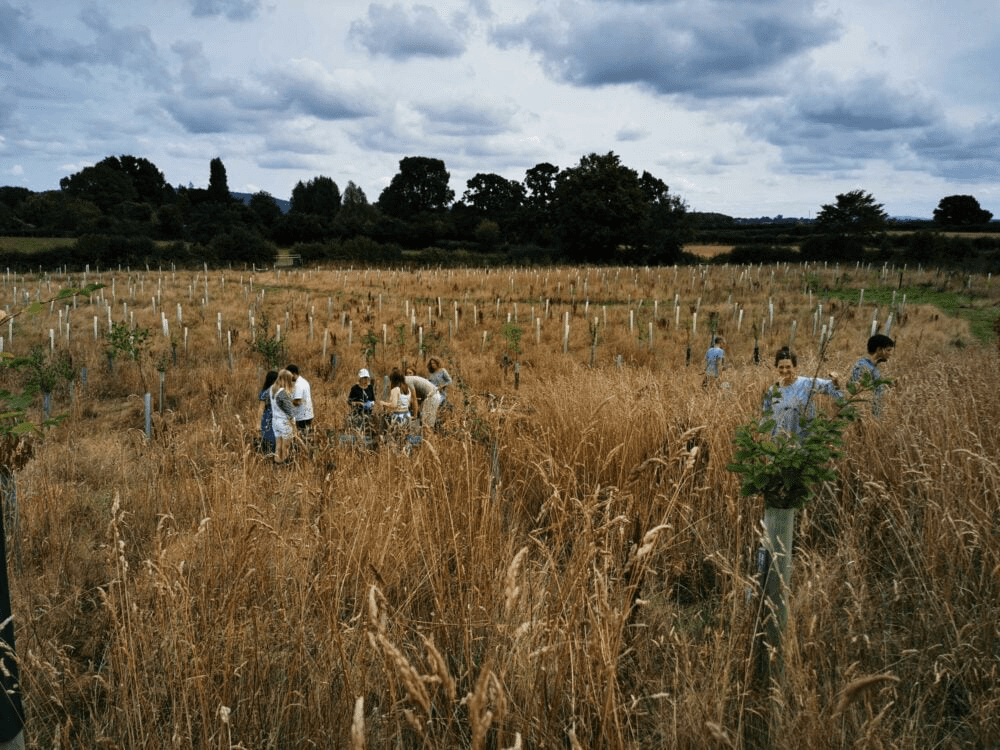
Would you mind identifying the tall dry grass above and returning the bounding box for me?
[2,262,998,748]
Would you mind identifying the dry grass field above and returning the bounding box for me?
[2,261,999,748]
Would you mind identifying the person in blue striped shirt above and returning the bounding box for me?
[848,334,894,418]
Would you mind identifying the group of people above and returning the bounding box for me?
[757,334,895,438]
[258,364,313,463]
[256,334,892,462]
[257,357,454,460]
[348,357,452,445]
[701,331,894,434]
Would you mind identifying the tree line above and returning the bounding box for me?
[0,152,996,270]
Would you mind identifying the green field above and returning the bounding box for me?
[826,284,998,345]
[0,236,73,253]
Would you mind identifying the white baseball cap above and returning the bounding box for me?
[358,368,371,379]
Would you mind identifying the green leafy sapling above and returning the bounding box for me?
[728,370,891,510]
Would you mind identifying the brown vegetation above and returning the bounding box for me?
[4,262,1000,748]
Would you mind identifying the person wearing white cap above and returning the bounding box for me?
[348,368,376,432]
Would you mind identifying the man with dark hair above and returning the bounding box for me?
[848,334,894,417]
[286,364,314,435]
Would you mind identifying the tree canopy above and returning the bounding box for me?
[815,190,887,239]
[933,195,993,226]
[291,176,341,218]
[377,156,454,219]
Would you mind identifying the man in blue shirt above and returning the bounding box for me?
[704,336,726,386]
[848,334,894,418]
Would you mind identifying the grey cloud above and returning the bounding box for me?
[162,46,378,135]
[0,2,90,67]
[794,76,938,131]
[160,96,245,134]
[188,0,262,21]
[468,0,492,19]
[615,123,650,141]
[257,154,319,171]
[415,101,519,137]
[0,2,169,88]
[350,4,466,59]
[491,1,837,97]
[78,6,170,88]
[741,74,953,176]
[912,121,1000,181]
[263,62,379,120]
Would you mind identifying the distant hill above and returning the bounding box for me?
[232,192,291,214]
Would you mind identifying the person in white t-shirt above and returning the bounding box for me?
[286,364,314,436]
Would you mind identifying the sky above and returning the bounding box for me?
[2,0,999,219]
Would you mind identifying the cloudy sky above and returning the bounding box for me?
[2,0,998,218]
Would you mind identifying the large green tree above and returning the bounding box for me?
[933,195,993,226]
[815,189,887,239]
[635,171,691,264]
[521,162,559,246]
[552,152,648,263]
[207,157,232,203]
[804,189,887,262]
[290,176,341,219]
[60,156,172,215]
[377,156,455,219]
[334,181,376,238]
[461,173,525,242]
[60,158,138,213]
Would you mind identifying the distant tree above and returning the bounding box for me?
[155,204,185,240]
[462,173,525,241]
[118,156,173,205]
[60,158,138,213]
[634,171,691,264]
[20,192,102,234]
[334,181,376,237]
[933,195,993,226]
[290,176,341,219]
[552,152,648,263]
[210,226,277,266]
[207,157,232,203]
[0,187,32,211]
[248,191,283,232]
[521,162,559,246]
[342,181,369,209]
[524,162,559,210]
[815,190,887,241]
[377,156,454,219]
[271,212,327,246]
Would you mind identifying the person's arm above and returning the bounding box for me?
[348,385,363,406]
[439,368,453,388]
[813,373,842,399]
[380,387,399,410]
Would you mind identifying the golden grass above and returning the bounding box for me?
[4,261,1000,748]
[684,244,737,259]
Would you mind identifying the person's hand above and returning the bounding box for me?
[828,371,841,388]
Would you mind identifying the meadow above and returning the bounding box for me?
[2,260,998,749]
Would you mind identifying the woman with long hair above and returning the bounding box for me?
[259,370,278,454]
[269,369,297,463]
[426,357,453,406]
[380,368,412,441]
